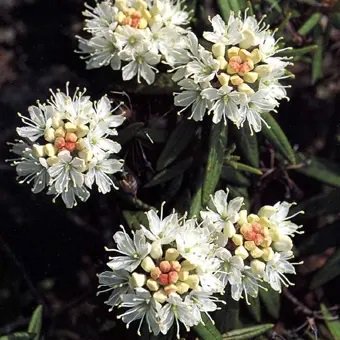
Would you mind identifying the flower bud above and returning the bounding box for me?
[235,246,249,260]
[141,256,155,272]
[247,214,260,223]
[165,248,179,261]
[212,43,226,58]
[150,267,161,280]
[170,261,181,272]
[217,56,228,70]
[227,63,238,75]
[44,128,55,142]
[52,115,63,129]
[223,221,236,238]
[78,150,93,162]
[232,234,243,246]
[227,46,240,59]
[181,260,196,271]
[55,127,66,138]
[32,144,45,158]
[230,75,244,86]
[251,259,266,276]
[258,205,276,218]
[76,138,86,151]
[178,270,189,281]
[244,240,256,251]
[164,284,177,295]
[176,282,190,294]
[250,48,262,64]
[186,275,199,289]
[273,235,293,252]
[65,132,77,143]
[146,278,159,291]
[158,273,169,286]
[254,65,272,77]
[250,247,264,258]
[159,261,171,273]
[168,271,179,284]
[150,241,163,259]
[262,247,274,261]
[65,122,77,132]
[243,71,258,83]
[239,29,256,49]
[238,83,255,95]
[47,156,59,167]
[138,18,148,29]
[44,143,56,157]
[239,49,252,61]
[217,73,230,86]
[238,210,248,225]
[153,289,167,304]
[130,273,146,288]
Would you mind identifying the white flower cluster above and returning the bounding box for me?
[201,189,303,303]
[173,12,292,133]
[77,0,190,84]
[98,191,302,336]
[9,84,125,208]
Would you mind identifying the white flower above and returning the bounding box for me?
[107,228,151,272]
[76,0,190,84]
[263,251,297,292]
[173,13,292,132]
[9,84,124,207]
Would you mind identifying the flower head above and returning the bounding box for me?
[98,207,224,338]
[77,0,190,84]
[173,12,292,133]
[8,83,125,208]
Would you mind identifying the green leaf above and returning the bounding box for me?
[222,324,274,339]
[264,0,281,12]
[228,0,247,12]
[202,123,228,205]
[294,154,340,188]
[145,158,193,188]
[221,166,251,187]
[312,26,323,83]
[189,187,203,218]
[156,119,196,171]
[227,161,262,176]
[284,45,318,58]
[298,12,322,36]
[310,248,340,289]
[245,296,261,322]
[193,314,223,340]
[320,304,340,339]
[115,122,144,145]
[28,305,42,340]
[233,124,259,168]
[217,0,232,21]
[261,112,296,164]
[259,285,280,319]
[292,189,340,219]
[0,333,35,340]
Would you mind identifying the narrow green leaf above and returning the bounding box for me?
[294,154,340,188]
[284,45,318,58]
[233,124,259,167]
[222,324,274,339]
[0,333,35,340]
[156,119,196,171]
[217,0,232,21]
[320,304,340,339]
[193,314,223,340]
[259,285,280,319]
[145,158,193,188]
[221,166,251,187]
[227,161,263,175]
[245,296,261,322]
[265,0,281,12]
[189,187,203,218]
[228,0,246,12]
[28,305,42,340]
[202,123,228,205]
[310,248,340,289]
[312,26,323,83]
[298,12,322,36]
[261,112,296,164]
[122,210,149,230]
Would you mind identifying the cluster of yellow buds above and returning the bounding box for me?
[31,117,92,170]
[115,0,160,29]
[212,43,272,95]
[228,208,293,277]
[129,247,200,304]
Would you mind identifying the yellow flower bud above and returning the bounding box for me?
[44,128,55,142]
[250,48,262,64]
[247,214,260,223]
[216,56,228,70]
[153,289,167,303]
[227,46,240,59]
[178,270,189,281]
[243,71,258,83]
[76,124,89,138]
[141,256,155,272]
[269,227,281,242]
[223,220,236,238]
[250,247,264,258]
[130,273,146,288]
[273,235,293,252]
[232,234,243,246]
[150,241,163,259]
[262,247,274,262]
[138,18,148,29]
[254,65,272,77]
[251,259,266,276]
[44,143,56,157]
[146,278,159,292]
[65,122,77,133]
[227,63,238,75]
[141,8,152,20]
[76,138,86,151]
[258,205,276,218]
[176,282,190,294]
[217,73,230,86]
[185,275,199,289]
[244,240,256,251]
[164,284,178,295]
[78,150,93,163]
[47,156,59,167]
[235,246,249,260]
[239,29,256,49]
[261,236,272,248]
[239,49,252,61]
[212,43,226,58]
[238,83,255,95]
[116,11,126,24]
[181,260,196,271]
[165,248,180,261]
[55,126,66,138]
[238,210,248,225]
[32,144,45,158]
[230,75,244,86]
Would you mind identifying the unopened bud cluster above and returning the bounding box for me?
[77,0,190,84]
[8,84,125,208]
[174,12,292,134]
